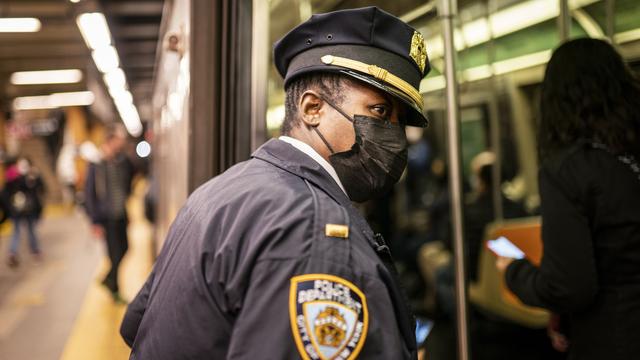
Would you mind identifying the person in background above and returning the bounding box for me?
[497,38,640,360]
[4,157,44,268]
[465,151,528,282]
[84,124,133,303]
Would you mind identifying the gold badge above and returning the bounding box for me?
[410,31,427,74]
[325,224,349,238]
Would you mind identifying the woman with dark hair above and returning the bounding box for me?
[496,38,640,360]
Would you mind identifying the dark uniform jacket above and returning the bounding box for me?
[506,144,640,360]
[121,139,417,359]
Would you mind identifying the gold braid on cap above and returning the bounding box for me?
[321,55,423,110]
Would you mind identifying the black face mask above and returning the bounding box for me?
[313,97,408,202]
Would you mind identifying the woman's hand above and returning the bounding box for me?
[548,314,570,352]
[495,256,515,273]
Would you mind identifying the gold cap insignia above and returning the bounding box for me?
[410,31,427,74]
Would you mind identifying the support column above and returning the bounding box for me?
[438,0,470,359]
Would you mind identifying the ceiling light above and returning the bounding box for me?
[91,46,119,73]
[0,18,41,32]
[69,0,81,3]
[103,68,126,90]
[10,69,83,85]
[113,90,134,107]
[13,91,95,110]
[136,141,151,158]
[116,102,143,137]
[424,0,600,58]
[76,13,111,50]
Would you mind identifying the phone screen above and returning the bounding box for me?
[415,317,434,346]
[487,236,525,259]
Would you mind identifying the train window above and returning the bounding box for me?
[460,106,489,181]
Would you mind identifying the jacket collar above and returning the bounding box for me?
[252,138,351,206]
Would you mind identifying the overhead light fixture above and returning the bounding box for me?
[91,46,119,73]
[116,102,143,137]
[112,90,134,107]
[10,69,83,85]
[108,86,131,99]
[425,0,599,58]
[77,11,142,137]
[69,0,82,3]
[13,91,95,110]
[136,141,151,158]
[0,18,41,32]
[76,13,111,50]
[419,49,552,93]
[103,68,126,90]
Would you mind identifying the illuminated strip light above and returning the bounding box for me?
[615,28,640,44]
[115,101,143,137]
[13,91,95,110]
[572,9,605,38]
[420,50,552,93]
[425,0,600,58]
[91,46,120,73]
[104,68,126,90]
[77,11,142,137]
[266,104,285,131]
[0,18,41,32]
[11,69,83,85]
[76,13,111,50]
[420,76,446,93]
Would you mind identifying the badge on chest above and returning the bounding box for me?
[289,274,368,360]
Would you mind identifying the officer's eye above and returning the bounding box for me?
[369,104,391,119]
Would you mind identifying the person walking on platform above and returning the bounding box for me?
[4,157,44,268]
[121,7,432,359]
[497,38,640,360]
[84,124,133,303]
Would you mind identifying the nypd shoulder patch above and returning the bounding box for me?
[289,274,368,360]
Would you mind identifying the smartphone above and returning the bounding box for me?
[487,236,525,259]
[415,317,434,347]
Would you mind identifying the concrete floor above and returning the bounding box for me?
[0,182,153,360]
[0,210,102,360]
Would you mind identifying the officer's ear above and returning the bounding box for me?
[299,90,323,127]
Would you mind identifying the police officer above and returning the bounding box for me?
[121,6,431,359]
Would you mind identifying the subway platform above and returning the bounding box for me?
[0,182,152,360]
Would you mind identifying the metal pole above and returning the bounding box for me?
[438,0,470,359]
[605,0,615,42]
[558,0,570,42]
[486,0,503,222]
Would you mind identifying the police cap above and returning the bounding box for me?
[274,6,431,127]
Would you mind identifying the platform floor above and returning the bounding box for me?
[0,183,152,360]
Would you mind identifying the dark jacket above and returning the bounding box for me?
[121,139,417,359]
[84,154,133,224]
[506,144,640,360]
[3,174,44,219]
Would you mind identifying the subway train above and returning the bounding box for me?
[148,0,640,359]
